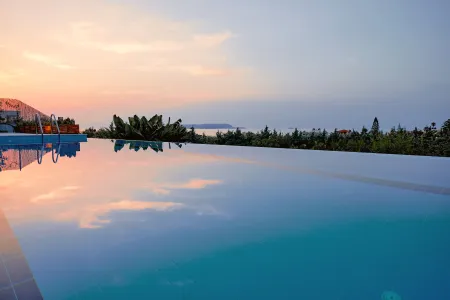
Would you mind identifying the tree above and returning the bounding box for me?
[188,127,197,143]
[261,125,270,139]
[442,119,450,135]
[371,117,380,136]
[90,114,450,157]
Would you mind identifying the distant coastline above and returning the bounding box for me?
[184,123,245,129]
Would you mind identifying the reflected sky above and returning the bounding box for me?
[1,139,450,299]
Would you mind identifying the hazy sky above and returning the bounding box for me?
[1,0,449,129]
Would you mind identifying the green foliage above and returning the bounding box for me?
[14,118,34,127]
[82,127,97,138]
[87,114,187,142]
[182,118,450,157]
[14,116,76,127]
[57,118,76,125]
[370,117,380,136]
[90,116,450,157]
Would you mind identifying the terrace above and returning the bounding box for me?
[0,99,87,145]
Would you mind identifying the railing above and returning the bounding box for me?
[52,143,61,163]
[37,143,44,165]
[34,113,44,143]
[50,114,61,143]
[35,113,61,143]
[35,143,62,165]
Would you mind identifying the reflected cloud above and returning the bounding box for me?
[2,142,234,229]
[56,200,183,229]
[30,186,81,204]
[149,179,223,195]
[1,140,234,229]
[4,138,447,234]
[179,179,222,189]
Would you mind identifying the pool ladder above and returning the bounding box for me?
[35,113,61,143]
[36,143,61,165]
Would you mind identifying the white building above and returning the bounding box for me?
[0,110,20,122]
[0,111,20,133]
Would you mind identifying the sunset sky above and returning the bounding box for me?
[1,0,449,129]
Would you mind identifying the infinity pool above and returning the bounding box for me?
[1,139,450,299]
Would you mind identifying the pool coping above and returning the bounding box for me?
[0,133,87,145]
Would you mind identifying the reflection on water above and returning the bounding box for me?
[113,140,183,153]
[0,143,81,172]
[0,139,450,299]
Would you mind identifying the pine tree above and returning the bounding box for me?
[442,119,450,135]
[371,117,380,136]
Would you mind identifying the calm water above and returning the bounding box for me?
[198,128,302,136]
[1,139,450,299]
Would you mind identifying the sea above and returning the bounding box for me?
[197,128,324,136]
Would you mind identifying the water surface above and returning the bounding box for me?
[1,139,450,299]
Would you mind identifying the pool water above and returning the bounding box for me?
[1,139,450,299]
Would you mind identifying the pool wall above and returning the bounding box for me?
[0,133,87,145]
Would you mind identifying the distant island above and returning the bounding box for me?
[183,123,245,129]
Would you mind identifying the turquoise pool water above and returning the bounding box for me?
[1,139,450,299]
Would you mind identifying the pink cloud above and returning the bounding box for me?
[148,178,223,195]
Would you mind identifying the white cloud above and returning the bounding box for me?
[23,51,76,70]
[30,186,81,204]
[194,31,235,47]
[64,22,186,54]
[62,22,233,54]
[93,41,184,54]
[170,65,229,76]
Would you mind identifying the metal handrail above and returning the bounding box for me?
[37,144,44,164]
[52,143,61,163]
[50,114,61,143]
[35,113,44,143]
